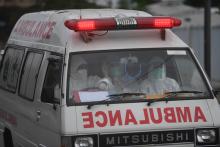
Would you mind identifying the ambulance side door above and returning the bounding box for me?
[34,52,62,147]
[17,49,44,147]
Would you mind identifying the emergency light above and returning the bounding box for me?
[64,17,181,32]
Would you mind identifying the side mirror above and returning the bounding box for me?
[52,98,60,110]
[52,98,60,104]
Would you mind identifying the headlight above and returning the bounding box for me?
[196,129,218,145]
[75,137,93,147]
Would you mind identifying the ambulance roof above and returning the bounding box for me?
[8,9,188,54]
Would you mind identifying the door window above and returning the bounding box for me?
[41,55,62,104]
[0,47,24,92]
[19,52,43,100]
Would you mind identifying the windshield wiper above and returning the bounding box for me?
[147,98,170,106]
[87,91,205,109]
[165,90,204,97]
[87,92,146,109]
[108,92,146,99]
[147,90,206,106]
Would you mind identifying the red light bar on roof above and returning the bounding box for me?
[64,17,181,32]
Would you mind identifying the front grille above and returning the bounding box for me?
[99,129,194,147]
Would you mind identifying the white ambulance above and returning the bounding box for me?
[0,9,220,147]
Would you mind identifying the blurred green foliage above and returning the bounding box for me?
[0,0,102,42]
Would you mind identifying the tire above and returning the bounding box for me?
[3,128,14,147]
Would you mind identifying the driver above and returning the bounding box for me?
[140,56,180,95]
[69,56,101,97]
[69,56,88,92]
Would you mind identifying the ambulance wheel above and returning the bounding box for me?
[3,128,14,147]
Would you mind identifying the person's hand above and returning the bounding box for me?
[97,78,113,90]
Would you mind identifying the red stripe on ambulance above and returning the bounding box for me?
[81,106,207,128]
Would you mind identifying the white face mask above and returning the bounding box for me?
[148,64,166,80]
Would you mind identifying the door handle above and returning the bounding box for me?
[36,110,41,121]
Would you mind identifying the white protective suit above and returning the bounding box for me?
[97,61,114,91]
[97,56,141,93]
[69,56,100,97]
[69,56,88,92]
[140,57,180,95]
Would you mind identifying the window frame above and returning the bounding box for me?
[66,47,214,106]
[18,49,44,101]
[41,53,63,104]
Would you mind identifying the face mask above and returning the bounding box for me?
[149,64,165,80]
[111,66,123,77]
[151,68,163,79]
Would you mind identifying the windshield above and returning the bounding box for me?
[67,49,210,105]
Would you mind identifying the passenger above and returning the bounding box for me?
[69,56,88,92]
[97,61,114,90]
[98,55,142,93]
[140,57,180,95]
[69,56,100,96]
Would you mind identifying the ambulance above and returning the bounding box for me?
[0,9,220,147]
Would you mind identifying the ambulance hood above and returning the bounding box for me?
[62,99,214,134]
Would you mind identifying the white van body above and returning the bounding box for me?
[0,9,220,147]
